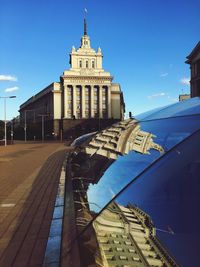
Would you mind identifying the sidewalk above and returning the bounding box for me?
[0,142,70,266]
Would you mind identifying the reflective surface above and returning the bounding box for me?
[67,99,200,266]
[85,115,200,214]
[115,130,200,266]
[136,97,200,121]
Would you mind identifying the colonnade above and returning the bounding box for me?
[64,84,111,119]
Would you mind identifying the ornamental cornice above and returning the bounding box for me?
[61,75,113,84]
[52,90,62,93]
[61,75,113,80]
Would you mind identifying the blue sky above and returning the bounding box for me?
[0,0,199,120]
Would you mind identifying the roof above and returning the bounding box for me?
[185,41,200,64]
[19,82,58,111]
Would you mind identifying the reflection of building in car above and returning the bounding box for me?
[93,202,178,267]
[85,119,164,159]
[67,120,166,266]
[60,98,200,267]
[70,119,163,187]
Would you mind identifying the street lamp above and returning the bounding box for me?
[0,96,16,146]
[38,114,52,142]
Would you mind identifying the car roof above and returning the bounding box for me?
[136,97,200,121]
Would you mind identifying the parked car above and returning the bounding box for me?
[64,97,200,267]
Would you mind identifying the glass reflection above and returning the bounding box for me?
[68,117,200,266]
[70,116,200,216]
[114,130,200,266]
[77,201,179,266]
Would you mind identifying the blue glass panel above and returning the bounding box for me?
[136,97,200,121]
[113,130,200,266]
[87,115,200,213]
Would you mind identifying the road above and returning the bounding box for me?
[0,142,70,267]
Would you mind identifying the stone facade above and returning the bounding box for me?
[179,94,190,102]
[186,41,200,97]
[19,19,125,140]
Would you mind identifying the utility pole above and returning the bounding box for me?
[0,96,16,146]
[38,114,51,142]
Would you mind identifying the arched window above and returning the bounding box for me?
[92,60,95,68]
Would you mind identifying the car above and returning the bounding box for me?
[63,97,200,267]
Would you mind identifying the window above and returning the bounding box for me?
[86,61,88,68]
[92,61,95,68]
[79,60,82,68]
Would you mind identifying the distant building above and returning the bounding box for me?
[179,94,190,102]
[186,41,200,97]
[19,18,125,140]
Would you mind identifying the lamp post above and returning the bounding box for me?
[38,114,51,142]
[0,96,16,146]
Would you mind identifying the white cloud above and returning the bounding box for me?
[4,86,19,93]
[180,77,190,85]
[160,72,168,77]
[148,92,166,99]
[167,95,177,102]
[0,75,17,81]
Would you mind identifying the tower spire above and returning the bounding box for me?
[84,17,87,35]
[84,8,88,35]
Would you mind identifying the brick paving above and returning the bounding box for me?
[0,142,70,267]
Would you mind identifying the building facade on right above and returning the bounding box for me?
[186,41,200,97]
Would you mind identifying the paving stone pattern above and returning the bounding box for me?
[0,143,69,267]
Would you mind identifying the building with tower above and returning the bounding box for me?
[19,18,125,140]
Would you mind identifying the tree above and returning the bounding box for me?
[0,120,4,139]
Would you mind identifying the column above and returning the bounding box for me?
[64,85,68,118]
[82,85,85,118]
[72,85,76,118]
[90,85,94,117]
[107,86,111,118]
[99,86,103,118]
